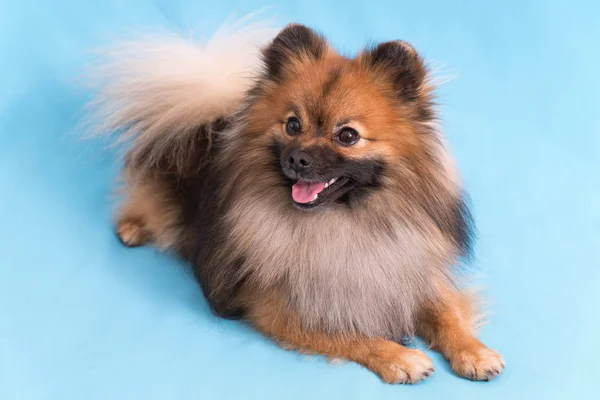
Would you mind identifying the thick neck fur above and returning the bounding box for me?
[214,119,467,339]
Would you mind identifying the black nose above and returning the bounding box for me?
[287,150,312,172]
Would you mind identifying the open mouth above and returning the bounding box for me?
[291,177,351,209]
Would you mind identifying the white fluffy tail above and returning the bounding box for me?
[83,17,277,171]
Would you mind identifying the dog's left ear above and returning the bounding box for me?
[361,41,427,102]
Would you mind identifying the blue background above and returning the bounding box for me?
[1,1,599,399]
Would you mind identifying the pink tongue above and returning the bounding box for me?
[291,180,326,204]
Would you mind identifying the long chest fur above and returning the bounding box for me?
[225,196,455,339]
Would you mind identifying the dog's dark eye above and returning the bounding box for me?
[285,117,302,136]
[336,128,360,146]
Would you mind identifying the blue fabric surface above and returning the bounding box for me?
[1,1,599,399]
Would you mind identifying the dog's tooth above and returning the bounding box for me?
[328,178,336,185]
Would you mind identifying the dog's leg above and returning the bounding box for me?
[417,286,505,381]
[115,168,181,250]
[116,216,151,247]
[245,288,434,384]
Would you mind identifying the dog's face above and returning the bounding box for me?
[243,25,435,210]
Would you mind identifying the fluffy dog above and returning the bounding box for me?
[86,21,504,383]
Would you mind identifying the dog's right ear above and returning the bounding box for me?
[262,24,328,81]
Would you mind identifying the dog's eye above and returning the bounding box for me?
[336,128,360,146]
[285,117,302,136]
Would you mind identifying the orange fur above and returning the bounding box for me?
[246,51,429,164]
[417,285,505,381]
[242,287,435,384]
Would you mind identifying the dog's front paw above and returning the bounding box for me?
[373,345,435,384]
[450,345,505,381]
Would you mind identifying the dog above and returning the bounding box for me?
[85,20,504,384]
